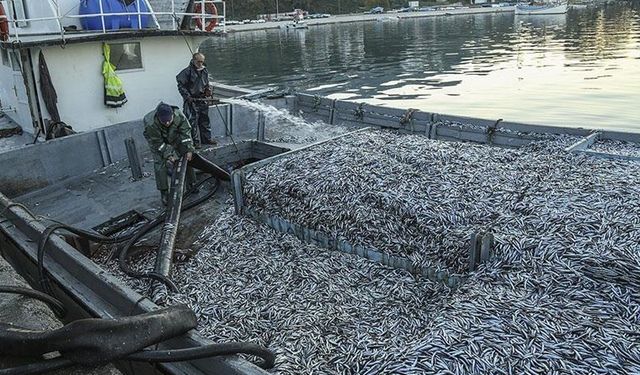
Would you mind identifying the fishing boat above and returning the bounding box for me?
[2,1,640,375]
[515,2,569,14]
[3,86,640,373]
[0,0,228,136]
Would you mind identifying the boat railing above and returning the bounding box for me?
[0,0,226,43]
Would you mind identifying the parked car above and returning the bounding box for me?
[369,6,384,14]
[225,20,241,25]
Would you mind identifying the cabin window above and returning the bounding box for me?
[1,49,9,67]
[108,42,143,71]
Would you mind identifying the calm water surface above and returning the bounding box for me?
[202,3,640,131]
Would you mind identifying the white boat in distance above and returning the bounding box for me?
[515,3,569,14]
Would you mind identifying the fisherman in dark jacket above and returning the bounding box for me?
[176,52,215,147]
[143,102,196,205]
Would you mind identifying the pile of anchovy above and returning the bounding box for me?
[99,129,640,374]
[242,130,583,275]
[169,208,455,374]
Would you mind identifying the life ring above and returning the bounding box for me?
[194,2,218,32]
[0,3,9,42]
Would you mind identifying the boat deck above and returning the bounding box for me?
[0,115,36,154]
[17,158,160,229]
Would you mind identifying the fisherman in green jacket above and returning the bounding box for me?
[143,102,196,205]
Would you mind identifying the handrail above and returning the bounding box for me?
[0,0,226,43]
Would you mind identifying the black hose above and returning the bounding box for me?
[0,341,275,374]
[37,224,127,297]
[36,215,150,297]
[116,177,220,293]
[0,358,74,375]
[128,342,276,369]
[115,212,180,292]
[0,285,65,316]
[36,176,219,301]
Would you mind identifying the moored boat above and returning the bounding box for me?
[515,3,568,14]
[279,21,309,30]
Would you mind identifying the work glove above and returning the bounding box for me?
[204,86,213,97]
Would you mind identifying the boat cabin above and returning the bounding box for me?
[0,0,225,136]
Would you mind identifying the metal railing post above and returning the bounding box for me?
[53,1,64,37]
[0,0,228,37]
[171,0,176,30]
[200,0,204,31]
[97,0,106,33]
[8,0,19,41]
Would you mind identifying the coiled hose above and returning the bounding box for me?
[37,176,219,316]
[0,341,275,375]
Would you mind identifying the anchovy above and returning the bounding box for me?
[95,128,640,374]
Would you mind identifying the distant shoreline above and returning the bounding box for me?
[224,6,515,33]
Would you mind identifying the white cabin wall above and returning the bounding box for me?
[0,50,17,112]
[0,48,34,131]
[40,37,203,132]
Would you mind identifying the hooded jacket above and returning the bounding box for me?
[143,104,195,160]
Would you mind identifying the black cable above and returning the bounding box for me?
[213,102,239,152]
[0,285,65,316]
[31,127,41,145]
[128,342,276,369]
